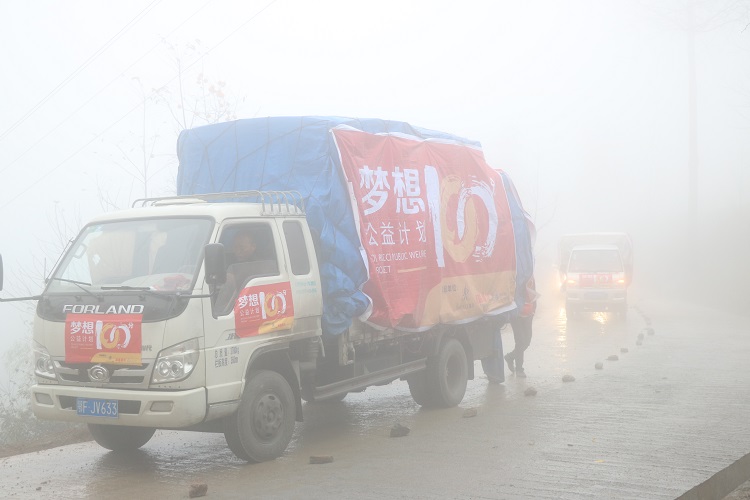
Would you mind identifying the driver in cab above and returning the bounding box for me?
[226,229,259,288]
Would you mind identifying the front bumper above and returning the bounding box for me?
[31,385,207,428]
[566,289,627,311]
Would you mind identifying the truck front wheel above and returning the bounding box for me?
[225,369,296,462]
[88,424,155,451]
[425,338,468,408]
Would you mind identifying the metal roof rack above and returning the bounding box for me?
[132,190,306,215]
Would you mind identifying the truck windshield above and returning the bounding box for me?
[568,249,623,273]
[47,218,213,293]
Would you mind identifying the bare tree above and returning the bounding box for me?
[155,40,242,133]
[98,40,245,210]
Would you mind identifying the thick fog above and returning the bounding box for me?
[0,0,749,360]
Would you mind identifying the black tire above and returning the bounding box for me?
[407,370,432,407]
[88,424,155,451]
[225,369,296,462]
[424,338,468,408]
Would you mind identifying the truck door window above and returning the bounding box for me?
[214,223,279,316]
[282,221,310,275]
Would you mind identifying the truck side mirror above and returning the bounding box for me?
[204,244,227,286]
[0,254,3,291]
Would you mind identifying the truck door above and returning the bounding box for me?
[204,220,291,406]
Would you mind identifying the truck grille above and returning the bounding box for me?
[55,361,153,389]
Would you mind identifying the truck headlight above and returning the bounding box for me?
[151,338,200,384]
[33,341,56,380]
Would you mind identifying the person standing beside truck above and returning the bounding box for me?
[505,276,537,378]
[481,326,506,384]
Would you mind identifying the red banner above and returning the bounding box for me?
[235,282,295,337]
[333,127,517,330]
[64,314,143,365]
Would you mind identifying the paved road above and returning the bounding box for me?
[2,287,749,499]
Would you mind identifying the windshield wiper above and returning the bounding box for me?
[52,277,91,286]
[99,284,185,302]
[101,285,152,291]
[50,277,101,301]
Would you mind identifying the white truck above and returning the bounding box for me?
[1,117,534,462]
[558,233,633,318]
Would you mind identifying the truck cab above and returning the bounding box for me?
[27,192,323,461]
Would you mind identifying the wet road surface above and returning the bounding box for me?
[2,288,750,499]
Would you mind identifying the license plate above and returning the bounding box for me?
[584,291,607,300]
[76,398,119,418]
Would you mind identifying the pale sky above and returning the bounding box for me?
[1,0,749,355]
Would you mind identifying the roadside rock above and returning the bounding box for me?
[189,484,208,498]
[390,423,410,438]
[620,347,629,354]
[636,340,643,346]
[462,408,478,418]
[607,355,619,361]
[524,387,538,396]
[562,374,575,383]
[309,455,334,464]
[595,362,604,370]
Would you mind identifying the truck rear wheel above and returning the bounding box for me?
[88,424,155,451]
[225,369,295,462]
[424,338,468,408]
[407,371,432,406]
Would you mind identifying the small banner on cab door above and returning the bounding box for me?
[64,314,143,365]
[234,282,295,337]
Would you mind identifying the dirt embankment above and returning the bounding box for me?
[0,426,91,459]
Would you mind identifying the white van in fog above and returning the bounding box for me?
[562,244,628,317]
[558,232,633,319]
